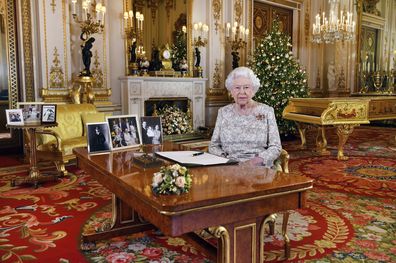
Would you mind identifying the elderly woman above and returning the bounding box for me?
[209,67,282,167]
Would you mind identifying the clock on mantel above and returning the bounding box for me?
[160,44,174,71]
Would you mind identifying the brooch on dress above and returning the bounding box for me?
[255,114,265,120]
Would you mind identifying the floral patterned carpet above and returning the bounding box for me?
[0,126,395,262]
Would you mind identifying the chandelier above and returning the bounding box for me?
[312,0,355,44]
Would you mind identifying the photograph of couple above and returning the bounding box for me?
[141,116,162,145]
[107,115,141,150]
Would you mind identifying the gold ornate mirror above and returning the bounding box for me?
[123,0,193,76]
[0,0,22,150]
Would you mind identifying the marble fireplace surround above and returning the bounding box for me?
[120,76,207,129]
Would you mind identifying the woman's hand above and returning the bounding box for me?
[241,156,263,166]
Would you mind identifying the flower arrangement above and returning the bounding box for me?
[157,105,192,135]
[152,164,192,195]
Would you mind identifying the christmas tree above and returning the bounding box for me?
[250,20,309,136]
[171,30,187,71]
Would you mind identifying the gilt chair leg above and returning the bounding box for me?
[55,161,68,177]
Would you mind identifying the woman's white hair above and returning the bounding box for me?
[225,66,261,93]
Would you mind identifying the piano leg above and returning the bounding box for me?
[336,124,359,161]
[296,123,308,149]
[316,126,330,155]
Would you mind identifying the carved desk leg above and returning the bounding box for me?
[336,124,359,161]
[296,122,308,149]
[316,126,330,155]
[82,194,154,242]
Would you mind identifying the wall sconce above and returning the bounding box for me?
[193,22,209,77]
[225,21,249,69]
[124,9,145,76]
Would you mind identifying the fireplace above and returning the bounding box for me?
[144,97,193,135]
[120,76,207,129]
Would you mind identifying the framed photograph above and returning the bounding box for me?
[17,102,45,124]
[141,116,163,145]
[106,115,141,150]
[86,122,111,154]
[41,104,57,124]
[5,109,24,125]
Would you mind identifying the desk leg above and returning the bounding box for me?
[82,194,154,242]
[11,128,58,188]
[336,124,358,161]
[209,217,264,263]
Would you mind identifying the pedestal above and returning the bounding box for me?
[70,76,95,104]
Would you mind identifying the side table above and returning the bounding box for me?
[7,122,59,188]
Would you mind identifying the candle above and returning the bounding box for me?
[226,22,230,37]
[72,0,77,14]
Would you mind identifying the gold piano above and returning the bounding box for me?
[282,96,396,160]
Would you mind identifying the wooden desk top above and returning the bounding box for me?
[74,146,313,236]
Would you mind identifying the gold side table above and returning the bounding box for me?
[7,122,59,188]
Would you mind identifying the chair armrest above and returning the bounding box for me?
[279,149,289,174]
[35,129,62,150]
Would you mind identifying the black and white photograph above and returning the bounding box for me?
[5,109,24,125]
[87,122,111,154]
[17,102,44,124]
[106,115,141,150]
[140,116,163,145]
[41,104,57,124]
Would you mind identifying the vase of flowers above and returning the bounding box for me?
[158,105,193,135]
[152,164,192,195]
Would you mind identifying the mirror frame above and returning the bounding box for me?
[0,0,22,150]
[355,0,363,92]
[123,0,193,76]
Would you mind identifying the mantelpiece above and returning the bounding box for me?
[120,76,207,129]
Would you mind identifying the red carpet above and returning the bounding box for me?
[0,126,395,262]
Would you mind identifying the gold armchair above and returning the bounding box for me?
[35,103,100,176]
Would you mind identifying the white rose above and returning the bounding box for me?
[152,172,163,187]
[175,176,186,188]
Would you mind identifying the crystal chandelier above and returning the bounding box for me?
[312,0,355,44]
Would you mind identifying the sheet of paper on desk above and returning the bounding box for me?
[155,151,231,166]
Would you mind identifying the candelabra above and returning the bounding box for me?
[123,10,145,76]
[70,0,106,104]
[193,22,209,77]
[312,0,355,44]
[225,22,249,69]
[71,0,106,40]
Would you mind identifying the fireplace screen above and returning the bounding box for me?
[144,97,193,135]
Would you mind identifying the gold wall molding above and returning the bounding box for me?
[212,0,222,33]
[234,0,242,24]
[50,0,56,13]
[5,0,18,108]
[92,50,104,89]
[208,61,227,97]
[304,0,310,46]
[49,47,65,89]
[22,0,34,101]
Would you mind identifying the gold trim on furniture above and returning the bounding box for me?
[234,223,256,263]
[208,226,230,263]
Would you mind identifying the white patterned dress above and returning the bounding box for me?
[209,102,282,168]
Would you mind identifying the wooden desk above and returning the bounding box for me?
[74,147,312,263]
